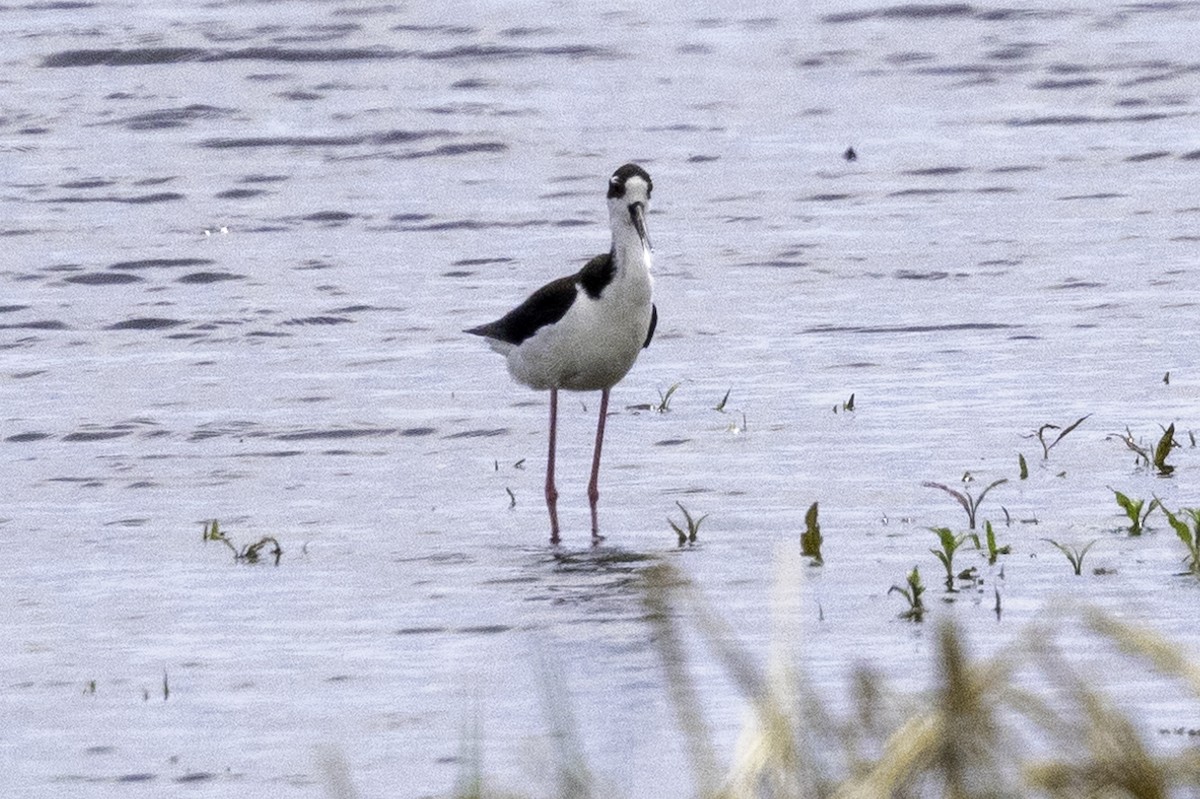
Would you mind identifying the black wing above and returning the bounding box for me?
[464,274,577,346]
[643,303,657,349]
[578,251,615,299]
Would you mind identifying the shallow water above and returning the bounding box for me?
[3,0,1200,796]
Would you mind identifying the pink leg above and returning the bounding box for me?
[587,388,610,542]
[546,388,561,544]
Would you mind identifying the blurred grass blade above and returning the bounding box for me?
[1084,609,1200,696]
[642,564,722,797]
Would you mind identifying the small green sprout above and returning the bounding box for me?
[1154,423,1177,475]
[669,501,708,546]
[1118,424,1178,475]
[1042,538,1098,576]
[656,382,682,413]
[241,537,283,565]
[203,519,283,565]
[930,527,970,589]
[1018,453,1028,480]
[923,477,1007,529]
[1111,489,1159,536]
[202,518,221,541]
[1159,504,1200,575]
[714,388,731,412]
[1035,414,1091,460]
[976,520,1011,565]
[801,501,823,564]
[889,566,926,621]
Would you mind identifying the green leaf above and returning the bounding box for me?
[801,501,823,561]
[924,483,971,517]
[1160,505,1193,545]
[1154,423,1176,474]
[1112,489,1142,519]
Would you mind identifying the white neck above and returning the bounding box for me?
[609,211,651,275]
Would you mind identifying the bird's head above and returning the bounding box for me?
[607,163,653,251]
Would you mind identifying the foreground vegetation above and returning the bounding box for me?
[445,563,1200,799]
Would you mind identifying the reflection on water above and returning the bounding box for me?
[3,0,1200,795]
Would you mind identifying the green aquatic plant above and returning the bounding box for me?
[1042,538,1098,576]
[1118,423,1178,476]
[1155,423,1177,475]
[974,520,1011,565]
[930,527,970,589]
[241,536,283,565]
[923,477,1007,530]
[202,520,283,565]
[800,501,823,564]
[143,671,170,702]
[656,381,682,413]
[1111,489,1159,536]
[1159,504,1200,575]
[800,502,823,563]
[202,518,221,541]
[889,565,926,621]
[1018,453,1029,480]
[669,501,708,546]
[1035,413,1091,460]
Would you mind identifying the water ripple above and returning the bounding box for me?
[803,322,1020,334]
[42,43,621,69]
[106,318,185,331]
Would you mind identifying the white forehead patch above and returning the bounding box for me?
[623,176,650,196]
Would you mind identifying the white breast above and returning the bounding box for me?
[506,261,653,392]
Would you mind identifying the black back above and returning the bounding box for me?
[464,273,577,346]
[463,252,627,346]
[578,251,615,299]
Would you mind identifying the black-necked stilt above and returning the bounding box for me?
[466,163,658,544]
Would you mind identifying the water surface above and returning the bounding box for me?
[4,1,1200,796]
